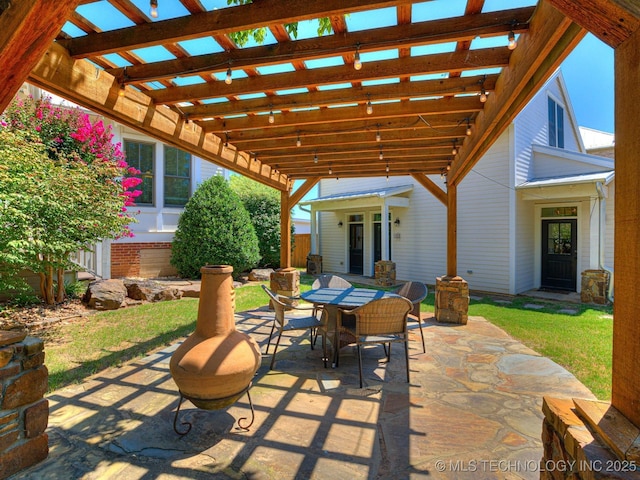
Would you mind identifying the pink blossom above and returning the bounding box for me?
[122,177,143,189]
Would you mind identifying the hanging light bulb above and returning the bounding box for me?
[296,133,301,147]
[376,128,381,142]
[507,30,517,50]
[447,163,451,171]
[313,151,318,164]
[480,88,487,103]
[329,166,332,175]
[225,67,233,85]
[386,163,389,173]
[452,141,458,156]
[118,83,126,97]
[366,100,373,115]
[379,149,384,161]
[466,119,472,136]
[268,110,275,124]
[149,0,158,18]
[354,44,362,70]
[440,170,445,181]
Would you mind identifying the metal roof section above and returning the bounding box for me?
[300,184,414,205]
[517,170,615,189]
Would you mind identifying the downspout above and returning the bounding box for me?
[596,181,614,301]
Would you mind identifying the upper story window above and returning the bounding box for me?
[164,146,191,207]
[124,140,154,205]
[548,97,565,149]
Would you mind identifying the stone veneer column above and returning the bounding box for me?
[270,267,300,306]
[375,260,396,287]
[541,397,640,480]
[580,270,611,305]
[0,331,49,479]
[434,275,469,325]
[306,254,323,275]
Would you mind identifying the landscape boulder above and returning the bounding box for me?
[123,279,183,302]
[83,279,127,310]
[248,268,274,282]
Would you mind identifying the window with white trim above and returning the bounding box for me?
[164,146,191,207]
[124,140,154,205]
[548,97,565,148]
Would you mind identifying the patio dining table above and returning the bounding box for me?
[300,287,401,367]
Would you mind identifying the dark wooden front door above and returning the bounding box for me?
[541,219,577,291]
[349,223,363,275]
[373,222,391,266]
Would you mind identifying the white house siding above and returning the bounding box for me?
[458,133,513,294]
[318,210,346,273]
[514,74,583,185]
[515,193,536,293]
[533,150,611,178]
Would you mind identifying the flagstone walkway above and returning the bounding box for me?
[13,309,595,479]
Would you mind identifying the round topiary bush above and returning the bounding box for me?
[170,175,260,278]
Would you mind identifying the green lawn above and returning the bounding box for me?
[43,274,613,400]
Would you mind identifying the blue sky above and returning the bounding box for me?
[560,33,614,133]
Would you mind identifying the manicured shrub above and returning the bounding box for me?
[170,175,260,278]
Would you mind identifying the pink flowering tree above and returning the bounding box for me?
[0,96,141,304]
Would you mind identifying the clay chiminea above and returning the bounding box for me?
[170,265,261,432]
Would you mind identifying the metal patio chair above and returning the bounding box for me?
[394,281,428,353]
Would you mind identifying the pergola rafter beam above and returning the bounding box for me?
[58,0,427,58]
[105,7,533,85]
[146,47,510,105]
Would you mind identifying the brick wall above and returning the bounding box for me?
[111,242,177,278]
[0,332,49,479]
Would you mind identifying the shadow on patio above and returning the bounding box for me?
[14,307,594,480]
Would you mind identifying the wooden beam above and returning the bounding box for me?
[226,115,466,144]
[449,1,586,185]
[0,0,81,112]
[259,143,452,159]
[289,177,320,207]
[58,0,426,58]
[27,43,288,191]
[203,96,482,133]
[411,174,447,205]
[232,126,468,152]
[280,190,292,268]
[105,7,533,84]
[180,75,497,119]
[447,182,457,276]
[147,47,510,105]
[612,23,640,429]
[546,0,640,48]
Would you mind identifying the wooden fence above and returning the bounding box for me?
[292,234,311,267]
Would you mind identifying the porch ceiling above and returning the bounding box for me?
[4,0,589,191]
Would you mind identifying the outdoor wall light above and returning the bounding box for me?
[338,221,343,227]
[394,218,400,226]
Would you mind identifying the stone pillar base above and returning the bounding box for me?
[434,275,469,325]
[581,269,610,304]
[375,260,396,286]
[0,332,49,480]
[306,254,322,275]
[270,268,300,307]
[542,397,640,480]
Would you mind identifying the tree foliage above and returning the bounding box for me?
[230,175,284,268]
[171,175,260,278]
[226,0,332,47]
[0,96,141,304]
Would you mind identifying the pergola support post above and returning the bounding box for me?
[435,181,469,324]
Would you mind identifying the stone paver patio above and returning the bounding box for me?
[13,309,595,479]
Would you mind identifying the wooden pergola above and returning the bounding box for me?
[1,0,638,434]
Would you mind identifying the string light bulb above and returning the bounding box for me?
[268,110,275,124]
[466,119,472,136]
[354,44,362,70]
[296,133,301,147]
[508,30,517,50]
[149,0,158,18]
[314,151,318,164]
[479,75,488,103]
[329,166,332,175]
[366,100,373,115]
[452,140,458,156]
[225,67,233,85]
[376,127,381,142]
[379,148,384,160]
[447,162,451,171]
[118,83,126,97]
